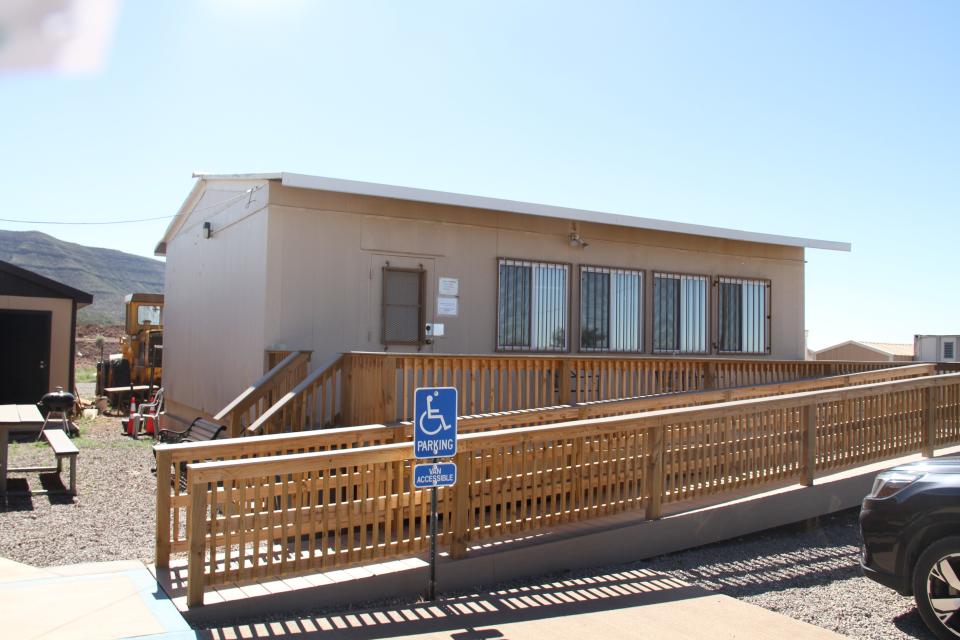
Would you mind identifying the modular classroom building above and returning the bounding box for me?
[155,173,850,422]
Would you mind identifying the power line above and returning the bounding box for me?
[0,186,263,226]
[0,214,178,225]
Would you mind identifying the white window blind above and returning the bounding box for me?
[653,272,707,353]
[580,266,643,352]
[717,276,770,354]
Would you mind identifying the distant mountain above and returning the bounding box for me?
[0,230,164,325]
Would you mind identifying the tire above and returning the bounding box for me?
[110,358,131,388]
[913,536,960,640]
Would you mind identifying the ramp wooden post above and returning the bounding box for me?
[187,473,208,608]
[558,359,572,405]
[800,404,817,487]
[340,354,355,426]
[227,414,240,439]
[645,425,665,520]
[704,361,717,390]
[922,386,938,458]
[450,451,470,559]
[381,357,397,424]
[155,447,172,569]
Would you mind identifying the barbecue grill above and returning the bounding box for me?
[37,387,75,437]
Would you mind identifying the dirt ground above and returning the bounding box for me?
[75,324,124,369]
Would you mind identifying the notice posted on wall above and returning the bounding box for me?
[438,277,459,296]
[437,296,458,316]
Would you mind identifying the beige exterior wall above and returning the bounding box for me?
[164,180,812,418]
[162,180,270,419]
[0,295,73,392]
[264,184,806,365]
[815,343,891,362]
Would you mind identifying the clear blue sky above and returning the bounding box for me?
[1,1,957,349]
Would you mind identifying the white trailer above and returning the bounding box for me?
[914,335,960,362]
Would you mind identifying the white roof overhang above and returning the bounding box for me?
[156,171,851,255]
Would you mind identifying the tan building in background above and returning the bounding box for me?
[155,172,850,421]
[813,340,913,362]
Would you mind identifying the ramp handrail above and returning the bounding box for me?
[154,363,933,571]
[340,352,910,425]
[172,370,959,606]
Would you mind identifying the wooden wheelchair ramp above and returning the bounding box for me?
[152,443,960,629]
[155,368,960,616]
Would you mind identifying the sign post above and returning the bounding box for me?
[413,387,458,601]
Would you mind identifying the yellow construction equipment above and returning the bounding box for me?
[96,293,164,398]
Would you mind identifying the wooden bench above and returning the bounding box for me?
[42,428,79,495]
[155,418,227,490]
[157,418,225,445]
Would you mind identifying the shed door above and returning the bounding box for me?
[0,310,51,404]
[369,254,434,353]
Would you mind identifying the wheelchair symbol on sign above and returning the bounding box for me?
[418,391,453,436]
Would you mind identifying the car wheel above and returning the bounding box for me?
[914,537,960,640]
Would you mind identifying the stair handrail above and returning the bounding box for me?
[246,353,344,435]
[214,350,311,437]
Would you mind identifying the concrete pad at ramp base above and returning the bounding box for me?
[0,558,190,640]
[205,570,844,640]
[387,595,845,640]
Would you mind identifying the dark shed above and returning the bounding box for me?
[0,260,93,403]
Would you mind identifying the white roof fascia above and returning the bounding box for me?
[192,171,283,181]
[278,173,850,251]
[172,172,851,252]
[155,179,205,256]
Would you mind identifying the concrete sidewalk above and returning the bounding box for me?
[202,568,846,640]
[0,558,849,639]
[0,558,192,640]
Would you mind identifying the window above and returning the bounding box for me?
[497,258,569,351]
[136,305,162,326]
[717,277,770,354]
[945,341,956,360]
[382,267,424,345]
[580,266,643,352]
[653,272,708,353]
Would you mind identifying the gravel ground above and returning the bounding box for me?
[643,510,933,640]
[76,381,96,400]
[199,510,934,639]
[0,415,156,566]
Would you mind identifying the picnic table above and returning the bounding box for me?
[0,404,44,496]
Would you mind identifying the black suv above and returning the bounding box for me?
[860,456,960,639]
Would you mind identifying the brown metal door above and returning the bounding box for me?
[368,254,434,353]
[0,310,51,404]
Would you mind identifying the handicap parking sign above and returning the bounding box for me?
[414,387,457,459]
[413,462,457,488]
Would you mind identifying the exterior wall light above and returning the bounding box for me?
[569,232,588,248]
[202,222,212,239]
